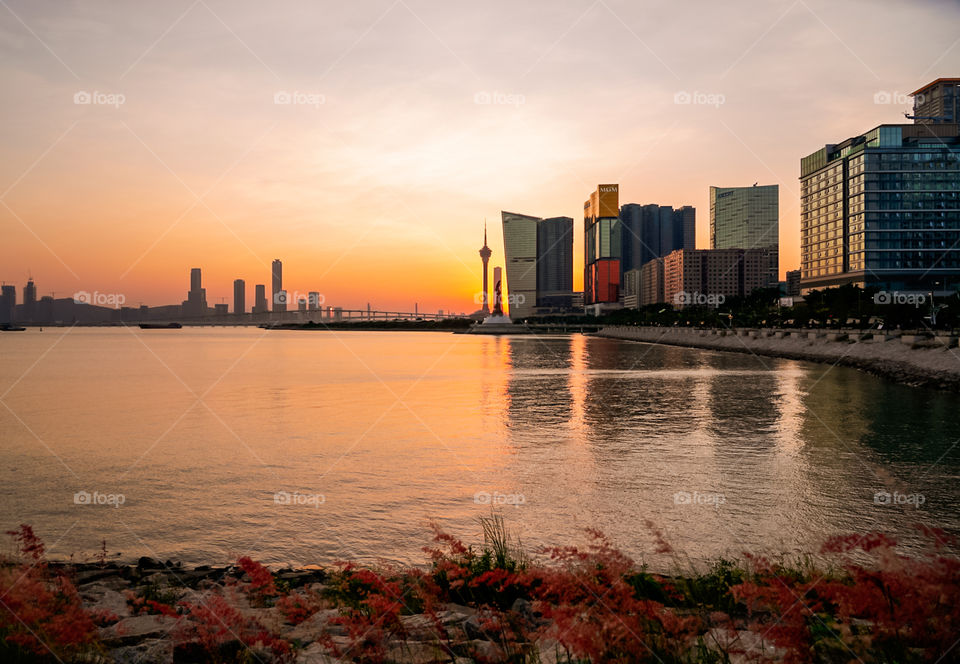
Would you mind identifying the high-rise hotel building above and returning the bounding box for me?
[800,79,960,292]
[710,184,779,286]
[584,184,621,313]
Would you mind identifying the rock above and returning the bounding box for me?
[288,609,343,642]
[460,639,505,661]
[99,614,178,646]
[138,556,162,570]
[83,587,131,620]
[110,637,174,664]
[386,639,454,664]
[296,641,346,664]
[463,614,492,641]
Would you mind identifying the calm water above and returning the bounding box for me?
[1,328,958,570]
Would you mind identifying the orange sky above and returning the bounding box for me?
[1,0,958,312]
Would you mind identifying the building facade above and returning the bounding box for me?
[584,184,621,312]
[620,203,696,276]
[501,211,539,318]
[639,258,665,307]
[1,284,16,323]
[910,78,959,124]
[253,284,268,314]
[271,259,284,312]
[233,279,245,314]
[800,117,960,292]
[710,184,779,286]
[182,268,207,317]
[536,216,574,310]
[637,248,775,308]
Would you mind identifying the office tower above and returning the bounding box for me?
[800,91,960,292]
[640,258,665,307]
[584,184,622,313]
[23,279,36,321]
[271,259,284,312]
[253,284,268,314]
[710,184,779,286]
[1,285,15,323]
[233,279,245,314]
[37,295,53,322]
[214,303,228,315]
[501,211,539,318]
[298,298,307,312]
[182,268,207,317]
[478,223,492,314]
[276,290,288,312]
[622,269,642,309]
[308,292,321,311]
[536,216,574,310]
[620,203,696,275]
[909,78,959,124]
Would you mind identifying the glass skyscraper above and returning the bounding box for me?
[501,212,574,317]
[800,112,960,292]
[619,203,695,274]
[584,184,621,311]
[536,216,573,310]
[709,184,779,287]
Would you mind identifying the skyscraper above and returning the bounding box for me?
[710,184,779,286]
[182,268,207,317]
[0,285,15,324]
[233,279,245,314]
[501,211,539,318]
[536,216,573,310]
[619,203,696,275]
[478,223,492,315]
[800,93,960,292]
[271,259,284,312]
[584,184,621,312]
[253,284,268,314]
[23,279,36,321]
[909,78,959,124]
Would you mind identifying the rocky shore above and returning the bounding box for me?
[596,325,960,391]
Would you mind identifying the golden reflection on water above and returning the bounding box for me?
[0,328,958,569]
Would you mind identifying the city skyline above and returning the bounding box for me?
[2,1,958,311]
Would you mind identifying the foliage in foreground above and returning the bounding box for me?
[1,519,958,663]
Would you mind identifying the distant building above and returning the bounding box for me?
[500,212,574,317]
[308,292,321,311]
[271,259,284,312]
[800,99,960,292]
[253,284,268,314]
[233,279,245,314]
[478,224,492,314]
[910,78,959,124]
[785,269,801,296]
[640,258,665,307]
[0,285,15,323]
[660,248,776,308]
[23,279,36,321]
[584,184,622,314]
[620,204,696,275]
[622,269,642,309]
[536,216,574,310]
[182,268,208,317]
[710,184,779,286]
[214,303,228,315]
[298,298,307,312]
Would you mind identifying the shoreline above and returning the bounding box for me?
[595,325,960,392]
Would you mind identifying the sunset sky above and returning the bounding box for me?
[1,0,958,313]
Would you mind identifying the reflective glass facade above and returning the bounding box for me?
[584,184,621,306]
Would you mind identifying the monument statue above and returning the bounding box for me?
[492,278,504,317]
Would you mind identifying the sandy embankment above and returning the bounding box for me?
[596,326,960,391]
